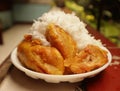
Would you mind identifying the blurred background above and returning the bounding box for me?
[0,0,120,46]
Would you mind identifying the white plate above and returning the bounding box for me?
[11,47,112,83]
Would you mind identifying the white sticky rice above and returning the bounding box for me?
[29,10,103,50]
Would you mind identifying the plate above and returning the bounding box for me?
[11,47,112,83]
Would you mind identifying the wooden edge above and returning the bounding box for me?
[0,54,12,83]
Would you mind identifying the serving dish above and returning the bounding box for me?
[11,47,112,83]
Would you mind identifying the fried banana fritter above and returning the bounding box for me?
[17,35,64,75]
[17,24,108,75]
[45,24,77,59]
[70,45,108,74]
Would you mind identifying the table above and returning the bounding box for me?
[0,24,120,91]
[85,25,120,91]
[0,24,3,44]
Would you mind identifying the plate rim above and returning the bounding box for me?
[10,47,112,83]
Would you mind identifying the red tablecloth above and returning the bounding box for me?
[86,25,120,91]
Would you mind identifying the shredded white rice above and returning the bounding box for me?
[29,10,103,50]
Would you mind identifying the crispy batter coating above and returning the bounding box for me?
[70,45,108,74]
[45,23,77,59]
[45,24,78,74]
[17,35,64,75]
[17,24,108,75]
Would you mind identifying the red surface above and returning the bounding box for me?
[85,25,120,91]
[86,48,120,91]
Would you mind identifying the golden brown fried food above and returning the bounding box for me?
[17,25,109,75]
[70,45,108,74]
[17,35,64,75]
[45,23,77,59]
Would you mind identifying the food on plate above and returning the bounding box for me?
[46,23,77,59]
[17,35,64,75]
[70,45,108,74]
[17,10,109,75]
